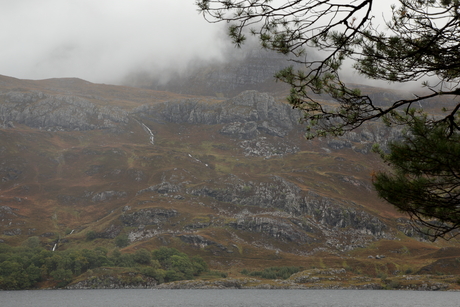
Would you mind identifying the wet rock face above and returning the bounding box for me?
[0,91,128,131]
[224,91,298,130]
[220,121,259,139]
[131,90,400,154]
[134,90,302,139]
[1,87,399,152]
[189,176,305,215]
[3,228,22,236]
[325,122,404,154]
[0,205,25,236]
[228,216,314,243]
[239,137,299,157]
[300,191,388,237]
[91,191,127,202]
[0,205,18,218]
[136,182,182,195]
[120,208,178,227]
[188,175,390,244]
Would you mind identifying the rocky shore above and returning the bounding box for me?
[65,271,458,291]
[153,277,452,291]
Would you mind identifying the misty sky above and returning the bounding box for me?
[0,0,230,84]
[0,0,397,85]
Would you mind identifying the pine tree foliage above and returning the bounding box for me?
[196,0,460,136]
[197,0,460,238]
[373,117,460,239]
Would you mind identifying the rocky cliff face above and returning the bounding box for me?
[0,82,400,151]
[134,90,302,139]
[0,91,128,131]
[182,174,390,251]
[0,88,300,137]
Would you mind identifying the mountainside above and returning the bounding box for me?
[0,72,459,289]
[124,48,293,98]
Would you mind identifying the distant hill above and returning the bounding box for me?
[0,70,459,289]
[123,48,292,98]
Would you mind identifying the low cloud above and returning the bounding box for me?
[0,0,430,94]
[0,0,229,84]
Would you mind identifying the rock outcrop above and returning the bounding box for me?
[185,174,391,250]
[1,84,402,152]
[66,273,158,289]
[120,208,179,227]
[134,90,302,139]
[0,91,128,131]
[228,216,315,243]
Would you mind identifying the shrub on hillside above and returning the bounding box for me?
[115,234,129,248]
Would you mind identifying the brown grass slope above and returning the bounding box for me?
[0,75,459,287]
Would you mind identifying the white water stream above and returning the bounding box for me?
[135,119,154,145]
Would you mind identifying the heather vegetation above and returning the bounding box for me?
[0,243,207,290]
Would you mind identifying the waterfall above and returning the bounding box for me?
[135,119,155,145]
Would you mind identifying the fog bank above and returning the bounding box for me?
[0,0,229,84]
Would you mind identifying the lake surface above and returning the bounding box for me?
[1,289,459,307]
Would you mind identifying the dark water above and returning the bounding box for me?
[1,289,459,307]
